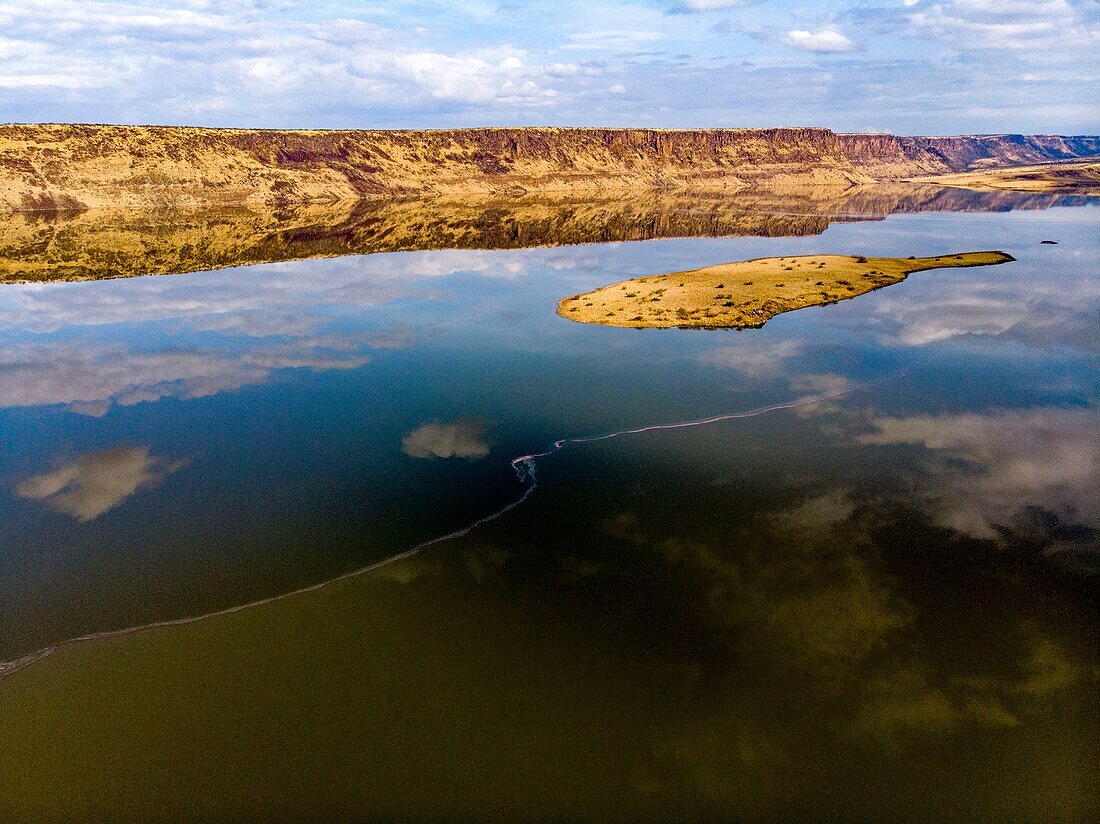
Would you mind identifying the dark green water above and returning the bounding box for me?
[0,201,1097,821]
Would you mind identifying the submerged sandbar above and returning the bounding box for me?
[557,251,1014,329]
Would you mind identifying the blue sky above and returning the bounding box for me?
[0,0,1097,134]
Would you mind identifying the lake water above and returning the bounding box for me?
[0,193,1097,821]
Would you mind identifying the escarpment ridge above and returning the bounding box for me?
[1,124,1098,212]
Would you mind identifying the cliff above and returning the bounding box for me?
[838,132,1100,179]
[1,124,1098,213]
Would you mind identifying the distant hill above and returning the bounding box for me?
[1,124,1097,212]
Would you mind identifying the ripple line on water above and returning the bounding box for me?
[0,379,886,683]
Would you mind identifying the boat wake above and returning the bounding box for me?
[0,382,869,682]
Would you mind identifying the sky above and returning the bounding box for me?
[0,0,1097,134]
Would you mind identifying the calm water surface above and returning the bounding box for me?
[0,200,1097,821]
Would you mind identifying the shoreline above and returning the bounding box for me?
[1,187,1082,285]
[907,161,1100,196]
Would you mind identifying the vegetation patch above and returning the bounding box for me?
[556,251,1015,330]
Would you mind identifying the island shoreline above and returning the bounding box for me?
[558,251,1016,330]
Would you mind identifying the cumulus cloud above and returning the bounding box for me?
[907,0,1094,50]
[0,248,538,335]
[879,295,1029,346]
[854,664,1020,739]
[858,406,1099,540]
[789,373,854,396]
[0,245,557,415]
[0,0,588,122]
[563,30,663,51]
[869,258,1098,350]
[16,445,185,521]
[0,0,1095,132]
[402,420,490,460]
[668,0,748,11]
[0,339,369,413]
[788,373,857,418]
[784,28,856,53]
[697,339,803,376]
[884,283,1100,349]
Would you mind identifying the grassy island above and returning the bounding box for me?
[557,251,1015,329]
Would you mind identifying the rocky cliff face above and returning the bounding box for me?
[905,134,1100,170]
[838,132,1100,178]
[1,125,1097,212]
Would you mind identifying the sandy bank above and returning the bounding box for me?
[908,161,1100,195]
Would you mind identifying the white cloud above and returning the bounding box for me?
[784,28,856,54]
[0,0,1095,143]
[563,30,663,51]
[0,248,534,336]
[16,445,185,521]
[402,420,490,459]
[768,489,856,533]
[0,1,589,118]
[677,0,747,9]
[0,245,556,414]
[882,295,1028,345]
[697,339,803,376]
[0,72,103,89]
[908,0,1094,51]
[870,263,1099,349]
[789,373,854,397]
[858,406,1099,539]
[0,339,370,413]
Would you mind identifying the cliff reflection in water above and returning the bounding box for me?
[1,184,1092,283]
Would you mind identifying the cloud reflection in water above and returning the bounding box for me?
[16,445,185,522]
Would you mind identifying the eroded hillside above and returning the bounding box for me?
[1,125,1098,212]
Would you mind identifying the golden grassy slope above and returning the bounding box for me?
[909,162,1100,195]
[0,125,876,212]
[557,252,1015,329]
[2,125,1096,213]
